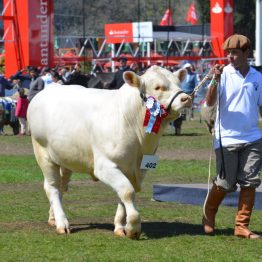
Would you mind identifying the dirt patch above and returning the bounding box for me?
[1,143,34,155]
[0,141,212,160]
[158,149,214,161]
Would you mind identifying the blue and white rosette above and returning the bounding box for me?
[145,96,161,133]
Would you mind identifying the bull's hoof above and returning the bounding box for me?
[56,227,70,234]
[114,228,126,237]
[126,230,141,240]
[48,219,56,227]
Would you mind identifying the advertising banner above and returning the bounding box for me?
[28,0,54,67]
[4,0,54,76]
[210,0,234,58]
[105,22,153,44]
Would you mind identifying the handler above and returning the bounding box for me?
[203,34,262,239]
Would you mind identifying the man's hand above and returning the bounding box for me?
[212,64,225,80]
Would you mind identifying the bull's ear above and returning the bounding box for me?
[173,69,187,83]
[123,71,141,88]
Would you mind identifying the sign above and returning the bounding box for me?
[105,22,153,44]
[28,0,54,67]
[4,0,54,77]
[140,155,159,170]
[133,22,153,43]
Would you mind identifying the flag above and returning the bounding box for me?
[160,8,173,26]
[185,3,198,25]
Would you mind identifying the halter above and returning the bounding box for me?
[140,87,186,115]
[166,90,185,113]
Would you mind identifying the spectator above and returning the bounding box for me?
[171,63,198,135]
[0,74,13,97]
[41,67,53,87]
[27,67,45,102]
[15,87,29,135]
[59,67,71,83]
[11,66,33,88]
[11,77,23,91]
[181,63,198,120]
[107,56,132,89]
[50,70,64,84]
[203,34,262,239]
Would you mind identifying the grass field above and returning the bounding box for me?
[0,116,261,262]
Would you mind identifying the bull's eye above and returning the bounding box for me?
[155,86,161,91]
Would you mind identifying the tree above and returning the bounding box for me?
[233,0,256,49]
[54,0,256,50]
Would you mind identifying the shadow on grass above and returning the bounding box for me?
[70,222,114,234]
[142,221,234,239]
[69,221,235,239]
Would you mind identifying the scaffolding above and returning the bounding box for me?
[54,32,216,72]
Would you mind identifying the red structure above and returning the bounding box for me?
[3,0,54,77]
[210,0,234,58]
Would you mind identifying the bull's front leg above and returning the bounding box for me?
[121,189,141,239]
[114,202,126,237]
[94,157,141,239]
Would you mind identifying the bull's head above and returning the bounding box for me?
[123,65,192,119]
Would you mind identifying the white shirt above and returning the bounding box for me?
[42,73,53,87]
[214,64,262,148]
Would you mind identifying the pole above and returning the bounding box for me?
[255,0,262,66]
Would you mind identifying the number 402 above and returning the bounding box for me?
[145,162,156,168]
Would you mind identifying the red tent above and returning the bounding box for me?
[104,61,120,68]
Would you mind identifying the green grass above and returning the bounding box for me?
[159,117,213,150]
[0,117,261,262]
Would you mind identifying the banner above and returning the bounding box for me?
[4,0,54,76]
[160,9,173,26]
[210,0,234,57]
[185,3,198,25]
[105,22,153,44]
[28,0,54,67]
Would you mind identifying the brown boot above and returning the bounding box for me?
[202,184,226,234]
[234,188,260,239]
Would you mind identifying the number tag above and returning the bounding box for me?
[140,155,159,170]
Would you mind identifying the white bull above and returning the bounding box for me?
[27,65,191,239]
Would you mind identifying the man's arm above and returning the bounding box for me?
[206,78,218,106]
[205,64,224,107]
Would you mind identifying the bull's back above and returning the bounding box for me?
[28,85,114,172]
[27,84,137,173]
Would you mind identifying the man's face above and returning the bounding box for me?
[119,59,127,67]
[29,70,37,78]
[226,48,249,69]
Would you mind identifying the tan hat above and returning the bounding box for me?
[222,34,250,51]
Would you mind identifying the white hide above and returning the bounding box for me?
[27,65,191,238]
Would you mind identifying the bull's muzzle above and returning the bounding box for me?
[181,94,192,107]
[167,91,192,113]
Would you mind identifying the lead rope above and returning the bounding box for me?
[202,69,225,219]
[203,136,214,219]
[190,68,214,97]
[199,67,218,219]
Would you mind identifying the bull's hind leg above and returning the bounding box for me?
[48,167,72,227]
[32,138,70,234]
[94,156,141,239]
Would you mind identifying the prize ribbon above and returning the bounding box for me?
[143,96,168,134]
